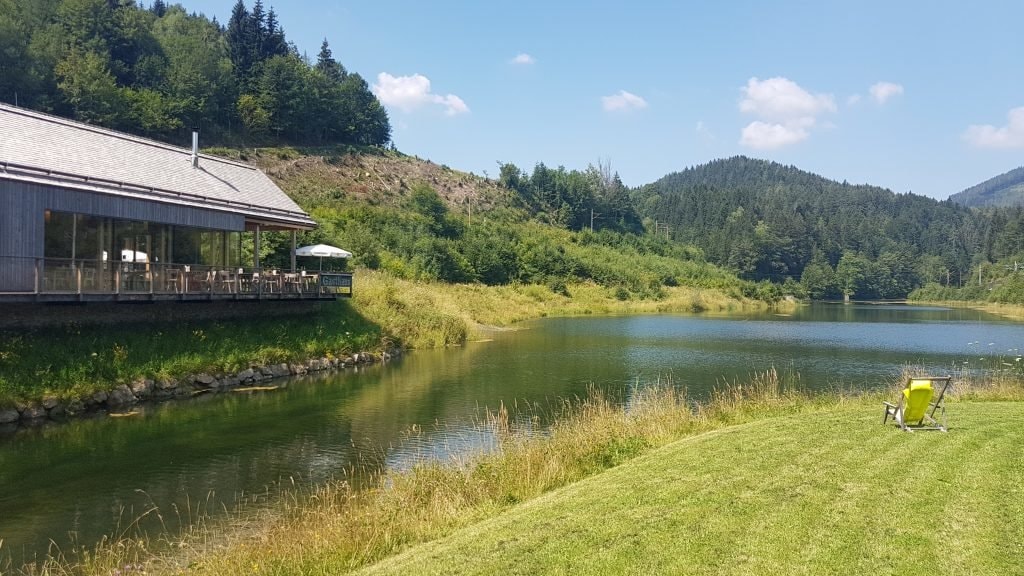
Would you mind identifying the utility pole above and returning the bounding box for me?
[590,208,602,232]
[653,221,671,239]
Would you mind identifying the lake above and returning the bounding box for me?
[0,303,1020,563]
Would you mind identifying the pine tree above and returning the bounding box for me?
[250,0,265,60]
[150,0,166,17]
[263,7,288,57]
[226,0,254,83]
[315,38,345,82]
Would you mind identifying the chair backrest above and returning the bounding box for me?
[902,379,934,422]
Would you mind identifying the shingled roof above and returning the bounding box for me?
[0,103,316,230]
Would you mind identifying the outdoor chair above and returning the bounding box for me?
[882,376,951,432]
[164,267,183,293]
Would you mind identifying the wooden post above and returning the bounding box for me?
[254,224,261,270]
[291,230,297,272]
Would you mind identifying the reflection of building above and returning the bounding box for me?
[0,104,350,302]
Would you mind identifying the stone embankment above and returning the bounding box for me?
[0,349,402,427]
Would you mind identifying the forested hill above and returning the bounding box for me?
[949,166,1024,208]
[0,0,390,148]
[633,156,981,298]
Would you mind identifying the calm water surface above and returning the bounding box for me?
[0,304,1020,562]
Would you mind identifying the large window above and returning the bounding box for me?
[44,211,241,267]
[43,210,75,259]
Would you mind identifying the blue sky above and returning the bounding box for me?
[188,0,1024,199]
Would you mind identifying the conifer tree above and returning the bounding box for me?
[226,0,254,82]
[263,7,288,57]
[250,0,265,59]
[315,38,346,82]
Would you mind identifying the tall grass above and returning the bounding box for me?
[0,303,382,407]
[351,269,784,349]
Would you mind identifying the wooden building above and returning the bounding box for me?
[0,104,350,302]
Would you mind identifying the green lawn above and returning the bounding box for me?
[357,402,1024,576]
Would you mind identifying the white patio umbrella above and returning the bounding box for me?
[120,249,149,263]
[102,249,149,263]
[294,243,352,270]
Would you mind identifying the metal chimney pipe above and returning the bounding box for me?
[191,131,199,168]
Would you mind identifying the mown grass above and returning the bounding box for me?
[16,368,1022,575]
[364,401,1024,576]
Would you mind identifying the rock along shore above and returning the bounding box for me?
[0,348,403,428]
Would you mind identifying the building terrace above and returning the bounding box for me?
[0,104,351,303]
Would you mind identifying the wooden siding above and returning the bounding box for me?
[0,179,245,292]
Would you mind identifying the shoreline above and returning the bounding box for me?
[0,347,402,430]
[0,271,785,428]
[910,298,1024,321]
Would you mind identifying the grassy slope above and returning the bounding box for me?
[353,270,775,348]
[360,402,1024,576]
[211,146,508,212]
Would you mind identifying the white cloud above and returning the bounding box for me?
[738,77,834,150]
[510,53,535,65]
[740,121,809,150]
[602,90,648,112]
[372,72,470,116]
[963,106,1024,149]
[847,94,862,106]
[739,77,835,121]
[869,81,904,104]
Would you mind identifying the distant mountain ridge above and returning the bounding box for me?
[632,155,976,296]
[949,166,1024,207]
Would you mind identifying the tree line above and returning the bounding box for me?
[0,0,390,146]
[630,156,1024,300]
[497,160,643,234]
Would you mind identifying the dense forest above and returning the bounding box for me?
[623,157,1024,301]
[949,165,1024,208]
[0,0,390,146]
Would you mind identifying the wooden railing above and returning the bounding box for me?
[0,257,352,299]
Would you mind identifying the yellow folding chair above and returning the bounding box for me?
[882,376,950,432]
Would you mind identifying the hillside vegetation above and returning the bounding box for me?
[230,148,777,305]
[632,156,1024,301]
[0,0,389,146]
[223,149,1024,307]
[950,165,1024,208]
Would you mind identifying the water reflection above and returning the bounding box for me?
[1,303,1021,562]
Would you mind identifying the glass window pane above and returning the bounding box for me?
[44,210,75,259]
